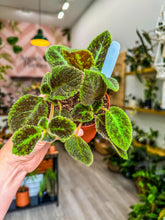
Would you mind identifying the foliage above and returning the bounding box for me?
[18,171,37,192]
[0,88,14,114]
[144,75,158,101]
[146,128,159,147]
[8,30,133,166]
[125,30,153,82]
[129,166,165,220]
[39,177,46,197]
[45,168,56,195]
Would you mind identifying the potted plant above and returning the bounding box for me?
[144,75,158,109]
[8,30,132,166]
[125,30,153,82]
[45,168,56,201]
[16,177,30,208]
[146,128,159,147]
[38,177,46,203]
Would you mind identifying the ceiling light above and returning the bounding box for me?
[30,0,50,47]
[58,11,64,19]
[62,2,70,10]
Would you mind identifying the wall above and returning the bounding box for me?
[71,0,165,148]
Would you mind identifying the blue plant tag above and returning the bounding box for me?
[101,41,120,77]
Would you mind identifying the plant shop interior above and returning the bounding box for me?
[1,0,165,219]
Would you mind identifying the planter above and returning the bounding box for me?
[49,194,55,202]
[30,195,38,206]
[48,145,56,154]
[81,93,110,143]
[108,161,120,173]
[94,136,110,155]
[144,99,152,109]
[16,186,30,207]
[38,194,45,204]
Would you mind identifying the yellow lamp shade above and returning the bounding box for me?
[30,29,50,47]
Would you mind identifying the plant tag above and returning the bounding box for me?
[101,41,120,77]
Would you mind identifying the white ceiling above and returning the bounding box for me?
[0,0,96,28]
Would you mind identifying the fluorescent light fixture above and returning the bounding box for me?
[62,2,69,10]
[58,11,64,19]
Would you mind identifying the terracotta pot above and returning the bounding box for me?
[81,93,110,143]
[16,186,30,207]
[108,161,120,173]
[48,145,56,154]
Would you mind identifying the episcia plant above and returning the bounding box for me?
[8,30,132,166]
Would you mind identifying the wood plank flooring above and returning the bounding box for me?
[5,142,138,220]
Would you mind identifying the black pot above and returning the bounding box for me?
[8,199,16,211]
[38,195,45,204]
[144,99,152,109]
[30,195,38,206]
[49,194,55,202]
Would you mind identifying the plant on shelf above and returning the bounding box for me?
[146,128,159,147]
[144,75,158,109]
[133,124,147,145]
[16,171,36,207]
[125,30,154,82]
[0,88,14,115]
[38,177,46,203]
[45,168,56,201]
[8,30,133,166]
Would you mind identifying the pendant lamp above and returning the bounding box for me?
[30,0,50,46]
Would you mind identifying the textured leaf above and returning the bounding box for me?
[105,107,132,151]
[45,45,69,67]
[7,36,18,45]
[92,100,103,113]
[48,116,76,142]
[100,74,119,92]
[49,65,84,100]
[38,117,48,130]
[40,72,52,95]
[54,109,72,119]
[45,97,58,106]
[80,69,107,105]
[71,104,93,122]
[42,130,56,142]
[8,95,48,132]
[87,31,112,70]
[13,45,22,54]
[65,135,93,166]
[95,113,128,159]
[12,125,42,156]
[62,49,94,70]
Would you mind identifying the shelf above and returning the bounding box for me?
[123,106,165,115]
[125,67,156,76]
[132,140,165,157]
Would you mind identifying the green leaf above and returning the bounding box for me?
[40,72,52,95]
[65,135,93,166]
[80,69,107,105]
[62,49,94,70]
[45,97,58,106]
[7,36,18,45]
[87,31,112,70]
[8,95,48,132]
[12,125,42,156]
[92,100,103,113]
[71,104,93,122]
[42,130,56,142]
[54,109,72,119]
[38,117,48,130]
[95,113,128,159]
[48,116,76,142]
[105,107,132,151]
[100,74,119,92]
[13,45,22,54]
[158,209,165,220]
[45,45,69,67]
[49,65,84,100]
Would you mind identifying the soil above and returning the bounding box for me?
[49,93,109,126]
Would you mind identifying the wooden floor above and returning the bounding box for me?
[5,142,138,220]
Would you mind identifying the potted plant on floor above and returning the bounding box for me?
[8,30,132,166]
[45,168,56,201]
